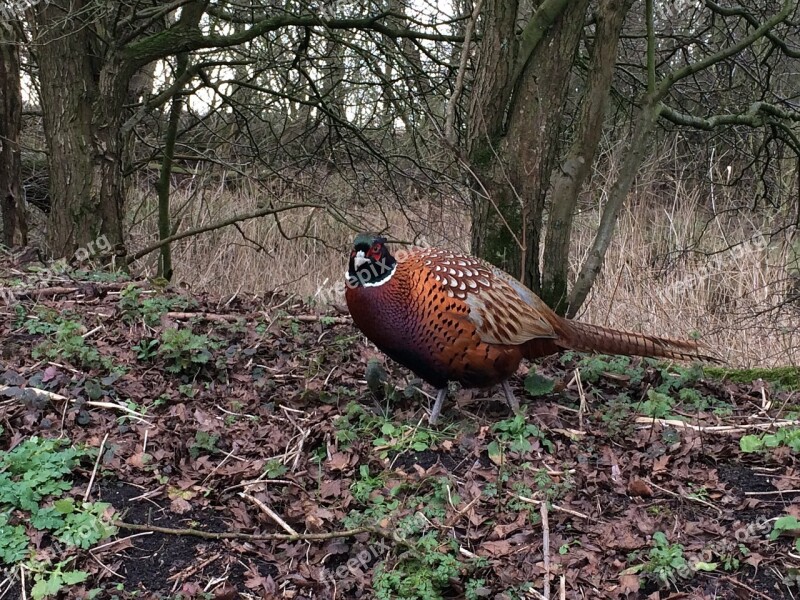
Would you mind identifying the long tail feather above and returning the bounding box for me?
[558,319,719,362]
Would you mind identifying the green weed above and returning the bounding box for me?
[741,427,800,454]
[335,402,454,459]
[490,414,553,455]
[29,315,111,371]
[0,437,116,595]
[119,285,195,327]
[158,328,221,375]
[770,515,800,552]
[625,531,689,587]
[189,430,220,458]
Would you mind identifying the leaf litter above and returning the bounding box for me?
[0,270,798,599]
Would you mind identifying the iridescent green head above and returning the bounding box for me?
[347,233,397,287]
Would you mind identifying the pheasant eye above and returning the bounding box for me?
[371,243,382,253]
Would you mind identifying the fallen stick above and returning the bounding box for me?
[0,384,150,425]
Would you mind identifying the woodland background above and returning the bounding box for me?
[2,3,800,599]
[1,0,800,363]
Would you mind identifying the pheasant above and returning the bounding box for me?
[345,233,714,424]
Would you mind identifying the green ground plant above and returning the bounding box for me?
[770,515,800,552]
[0,437,117,598]
[335,402,454,459]
[119,285,195,327]
[157,328,222,375]
[25,310,112,371]
[568,354,728,420]
[489,414,553,456]
[740,427,800,454]
[625,531,690,587]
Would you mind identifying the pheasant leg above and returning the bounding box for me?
[429,388,448,425]
[502,381,520,414]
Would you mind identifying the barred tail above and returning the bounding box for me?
[558,318,719,362]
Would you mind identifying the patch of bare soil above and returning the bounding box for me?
[1,269,798,599]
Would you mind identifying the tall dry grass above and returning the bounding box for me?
[126,151,799,368]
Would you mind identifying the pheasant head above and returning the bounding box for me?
[347,233,397,288]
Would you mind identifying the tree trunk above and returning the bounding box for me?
[467,0,589,290]
[156,53,188,281]
[567,99,661,316]
[0,21,26,247]
[33,1,129,258]
[467,0,520,260]
[540,0,633,313]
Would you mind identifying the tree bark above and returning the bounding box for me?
[540,0,633,313]
[467,0,518,262]
[467,0,589,290]
[0,21,26,247]
[32,1,129,257]
[156,52,188,282]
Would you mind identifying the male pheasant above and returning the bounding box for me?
[345,233,714,424]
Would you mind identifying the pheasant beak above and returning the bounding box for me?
[353,250,369,269]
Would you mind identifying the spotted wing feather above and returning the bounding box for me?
[402,247,557,345]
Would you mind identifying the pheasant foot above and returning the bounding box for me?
[428,388,448,425]
[502,381,521,415]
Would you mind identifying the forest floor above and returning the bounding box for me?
[1,262,799,600]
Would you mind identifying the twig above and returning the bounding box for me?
[114,520,385,542]
[458,546,478,559]
[81,325,104,339]
[0,281,131,299]
[575,368,586,432]
[88,553,124,580]
[165,311,243,322]
[287,314,351,324]
[744,489,800,496]
[444,493,482,528]
[201,445,240,486]
[0,385,151,424]
[634,416,800,433]
[127,202,326,263]
[541,501,550,600]
[167,553,221,584]
[646,479,722,516]
[83,433,109,502]
[511,494,590,520]
[92,531,152,552]
[721,576,776,600]
[444,0,483,145]
[241,493,298,536]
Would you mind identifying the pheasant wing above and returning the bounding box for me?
[411,248,557,345]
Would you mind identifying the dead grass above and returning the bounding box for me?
[126,159,799,368]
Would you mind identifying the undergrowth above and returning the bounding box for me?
[0,437,117,599]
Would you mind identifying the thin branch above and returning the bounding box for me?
[654,0,793,101]
[659,101,800,130]
[114,520,399,543]
[445,0,483,146]
[125,203,326,264]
